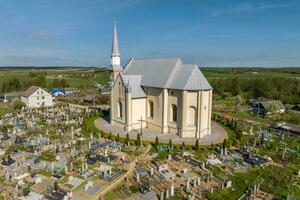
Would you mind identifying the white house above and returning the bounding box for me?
[21,86,54,108]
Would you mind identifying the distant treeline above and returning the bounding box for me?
[210,77,300,104]
[0,66,99,69]
[1,72,68,93]
[202,67,300,74]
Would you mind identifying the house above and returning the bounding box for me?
[109,24,213,138]
[21,86,54,108]
[65,87,80,96]
[251,99,285,117]
[49,88,65,97]
[272,122,300,135]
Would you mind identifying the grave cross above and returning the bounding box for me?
[138,117,146,135]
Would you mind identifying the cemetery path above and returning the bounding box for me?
[94,118,227,145]
[94,145,152,200]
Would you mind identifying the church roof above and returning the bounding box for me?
[111,24,120,57]
[121,75,146,98]
[122,58,212,91]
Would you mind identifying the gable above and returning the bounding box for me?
[122,58,212,91]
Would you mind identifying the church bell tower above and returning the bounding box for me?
[111,23,122,81]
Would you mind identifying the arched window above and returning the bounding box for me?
[117,101,122,118]
[171,104,177,122]
[148,100,154,118]
[188,106,196,126]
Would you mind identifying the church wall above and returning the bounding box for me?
[131,98,147,130]
[110,76,127,128]
[199,90,210,138]
[145,87,164,132]
[181,91,198,137]
[167,89,182,135]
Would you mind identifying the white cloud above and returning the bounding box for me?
[210,2,293,16]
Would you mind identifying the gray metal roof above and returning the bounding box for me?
[111,24,120,57]
[122,58,212,91]
[22,86,40,97]
[260,100,285,110]
[121,74,146,98]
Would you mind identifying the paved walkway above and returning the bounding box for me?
[94,118,227,145]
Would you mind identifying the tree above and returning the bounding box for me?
[168,139,173,149]
[12,98,26,110]
[100,131,105,138]
[51,78,69,88]
[136,133,141,146]
[54,181,58,192]
[222,139,228,148]
[108,132,112,140]
[194,139,199,152]
[210,142,215,150]
[125,133,130,146]
[181,142,185,151]
[268,102,280,115]
[154,136,159,150]
[116,134,120,142]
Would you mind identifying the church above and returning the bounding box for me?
[109,25,213,138]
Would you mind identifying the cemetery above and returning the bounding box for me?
[0,99,299,199]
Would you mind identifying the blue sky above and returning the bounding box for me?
[0,0,299,67]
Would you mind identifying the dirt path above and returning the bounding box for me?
[93,145,152,200]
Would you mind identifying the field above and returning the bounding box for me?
[201,67,300,80]
[0,67,110,91]
[0,67,299,92]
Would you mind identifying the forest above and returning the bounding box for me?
[210,77,300,104]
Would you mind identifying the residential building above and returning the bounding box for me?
[251,99,285,117]
[21,86,54,108]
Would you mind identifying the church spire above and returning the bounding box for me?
[111,22,120,57]
[110,22,121,80]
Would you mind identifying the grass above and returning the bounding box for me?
[39,151,56,162]
[0,67,110,93]
[202,69,300,80]
[0,104,15,116]
[104,185,131,200]
[39,169,52,177]
[207,165,298,200]
[81,113,102,137]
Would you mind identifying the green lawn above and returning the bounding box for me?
[207,165,299,200]
[0,106,15,116]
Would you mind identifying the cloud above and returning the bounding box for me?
[210,2,293,16]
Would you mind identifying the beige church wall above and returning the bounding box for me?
[182,120,197,137]
[145,87,163,130]
[111,76,126,126]
[131,98,147,130]
[182,130,197,138]
[199,129,210,138]
[167,89,181,135]
[112,120,126,130]
[186,91,198,127]
[187,91,198,107]
[199,90,210,134]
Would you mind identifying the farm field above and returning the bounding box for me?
[0,67,299,89]
[201,67,300,80]
[0,67,110,91]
